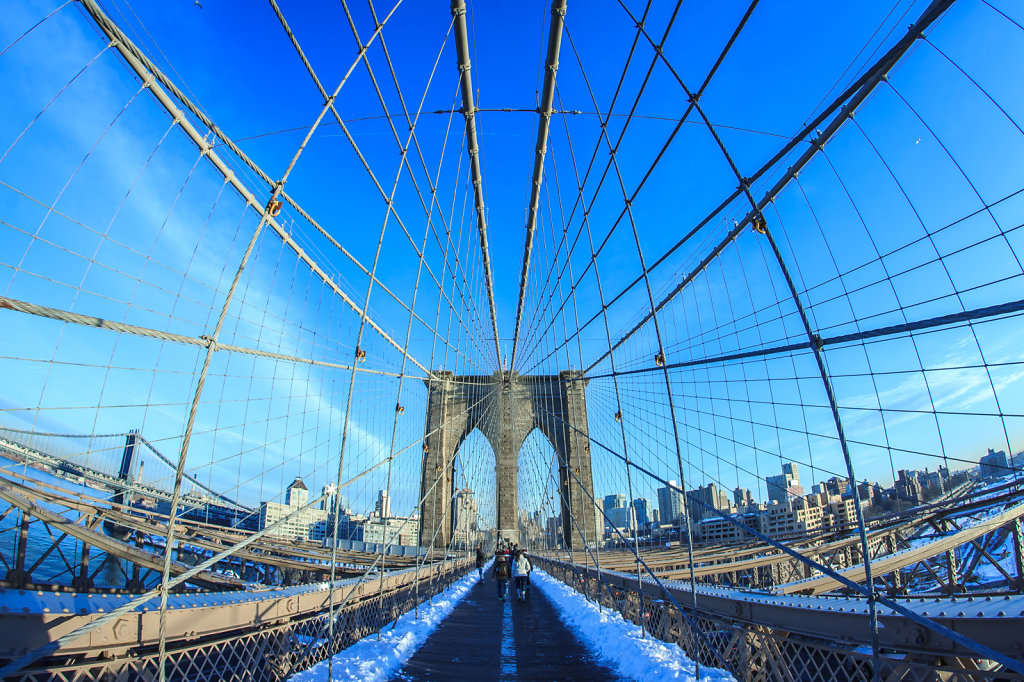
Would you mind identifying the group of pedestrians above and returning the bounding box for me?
[490,543,531,601]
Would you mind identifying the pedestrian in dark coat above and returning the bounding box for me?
[475,544,486,579]
[494,553,511,600]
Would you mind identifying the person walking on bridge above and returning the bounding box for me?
[475,544,486,579]
[494,552,511,600]
[513,549,532,601]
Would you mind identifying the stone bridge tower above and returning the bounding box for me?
[419,370,596,550]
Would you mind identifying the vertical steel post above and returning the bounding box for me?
[1012,518,1024,591]
[7,511,31,587]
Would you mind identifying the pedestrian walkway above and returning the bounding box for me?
[392,573,619,681]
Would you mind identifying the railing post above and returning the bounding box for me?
[1011,518,1024,591]
[6,511,31,588]
[72,540,93,591]
[945,548,959,593]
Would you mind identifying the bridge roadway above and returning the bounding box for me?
[394,571,618,681]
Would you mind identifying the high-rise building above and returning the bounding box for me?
[733,487,754,508]
[546,515,563,548]
[657,481,685,525]
[632,497,652,527]
[919,470,946,495]
[259,477,327,541]
[603,493,627,511]
[376,489,392,518]
[896,469,923,506]
[980,448,1009,480]
[363,516,416,546]
[321,485,337,512]
[605,504,637,534]
[1011,451,1024,471]
[286,477,309,507]
[686,483,730,522]
[767,462,804,504]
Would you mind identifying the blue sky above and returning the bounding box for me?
[1,0,1023,528]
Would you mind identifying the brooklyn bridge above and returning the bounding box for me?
[0,0,1023,680]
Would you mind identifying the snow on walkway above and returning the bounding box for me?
[532,569,734,682]
[289,565,486,682]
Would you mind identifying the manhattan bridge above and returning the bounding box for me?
[0,0,1023,679]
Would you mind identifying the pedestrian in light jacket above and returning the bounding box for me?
[513,550,532,601]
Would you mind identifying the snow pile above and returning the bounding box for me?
[289,565,485,682]
[532,569,733,682]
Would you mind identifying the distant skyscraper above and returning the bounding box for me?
[733,487,753,508]
[896,469,923,505]
[767,462,804,504]
[603,493,627,511]
[606,504,637,533]
[632,497,651,527]
[376,489,392,518]
[321,485,337,512]
[286,477,308,507]
[593,503,604,539]
[657,481,685,525]
[980,448,1009,480]
[686,483,730,521]
[260,477,326,541]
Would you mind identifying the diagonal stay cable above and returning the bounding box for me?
[519,1,761,371]
[451,0,502,369]
[530,0,948,374]
[77,0,430,376]
[514,4,661,368]
[583,0,957,375]
[361,0,501,370]
[510,0,567,371]
[86,0,449,369]
[266,0,492,375]
[335,0,491,369]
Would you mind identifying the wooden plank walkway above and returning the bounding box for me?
[393,573,619,681]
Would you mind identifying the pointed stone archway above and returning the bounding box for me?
[418,370,595,550]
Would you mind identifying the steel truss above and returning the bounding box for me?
[535,481,1024,680]
[0,558,469,682]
